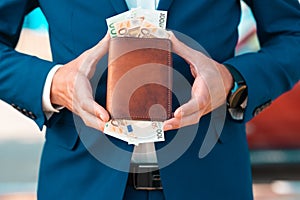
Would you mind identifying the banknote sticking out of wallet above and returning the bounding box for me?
[104,8,172,145]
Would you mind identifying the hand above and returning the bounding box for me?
[163,32,233,131]
[50,33,110,131]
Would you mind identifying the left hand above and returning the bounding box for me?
[163,32,234,131]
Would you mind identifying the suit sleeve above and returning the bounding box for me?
[0,0,56,130]
[224,0,300,122]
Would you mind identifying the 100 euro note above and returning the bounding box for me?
[104,119,165,145]
[130,8,167,29]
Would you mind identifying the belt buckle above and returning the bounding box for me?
[132,164,163,190]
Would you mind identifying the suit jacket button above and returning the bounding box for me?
[253,100,272,117]
[29,112,36,119]
[253,109,260,116]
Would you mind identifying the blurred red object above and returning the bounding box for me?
[247,82,300,149]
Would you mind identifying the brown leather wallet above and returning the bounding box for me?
[107,37,172,121]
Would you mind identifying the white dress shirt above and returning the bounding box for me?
[42,0,161,163]
[42,65,62,118]
[125,0,159,10]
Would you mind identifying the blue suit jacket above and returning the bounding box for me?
[0,0,299,199]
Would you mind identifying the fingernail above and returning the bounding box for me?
[100,114,107,121]
[175,109,183,117]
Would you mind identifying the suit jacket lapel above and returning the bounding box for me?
[110,0,128,13]
[157,0,174,11]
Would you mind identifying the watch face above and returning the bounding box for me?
[229,85,247,108]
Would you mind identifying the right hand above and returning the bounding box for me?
[163,31,233,131]
[50,33,110,131]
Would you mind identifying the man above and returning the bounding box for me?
[0,0,299,199]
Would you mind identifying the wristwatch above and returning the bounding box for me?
[224,64,248,120]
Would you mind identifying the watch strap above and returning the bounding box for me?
[224,64,248,120]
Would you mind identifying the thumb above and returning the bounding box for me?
[88,32,110,61]
[168,31,201,78]
[80,32,110,79]
[168,31,197,64]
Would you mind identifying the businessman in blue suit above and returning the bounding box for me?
[0,0,299,199]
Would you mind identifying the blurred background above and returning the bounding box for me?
[0,2,299,200]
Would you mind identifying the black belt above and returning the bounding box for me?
[127,163,163,190]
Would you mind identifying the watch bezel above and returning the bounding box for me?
[228,84,247,108]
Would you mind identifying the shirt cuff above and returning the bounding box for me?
[42,64,64,115]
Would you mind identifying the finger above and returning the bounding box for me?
[168,31,200,66]
[80,109,107,131]
[79,33,110,79]
[177,111,202,127]
[163,117,181,131]
[190,65,197,78]
[88,32,110,60]
[81,99,110,122]
[163,111,202,131]
[173,98,202,118]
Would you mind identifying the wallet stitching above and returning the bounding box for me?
[166,41,172,119]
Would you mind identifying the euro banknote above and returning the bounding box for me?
[106,8,168,38]
[104,119,165,146]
